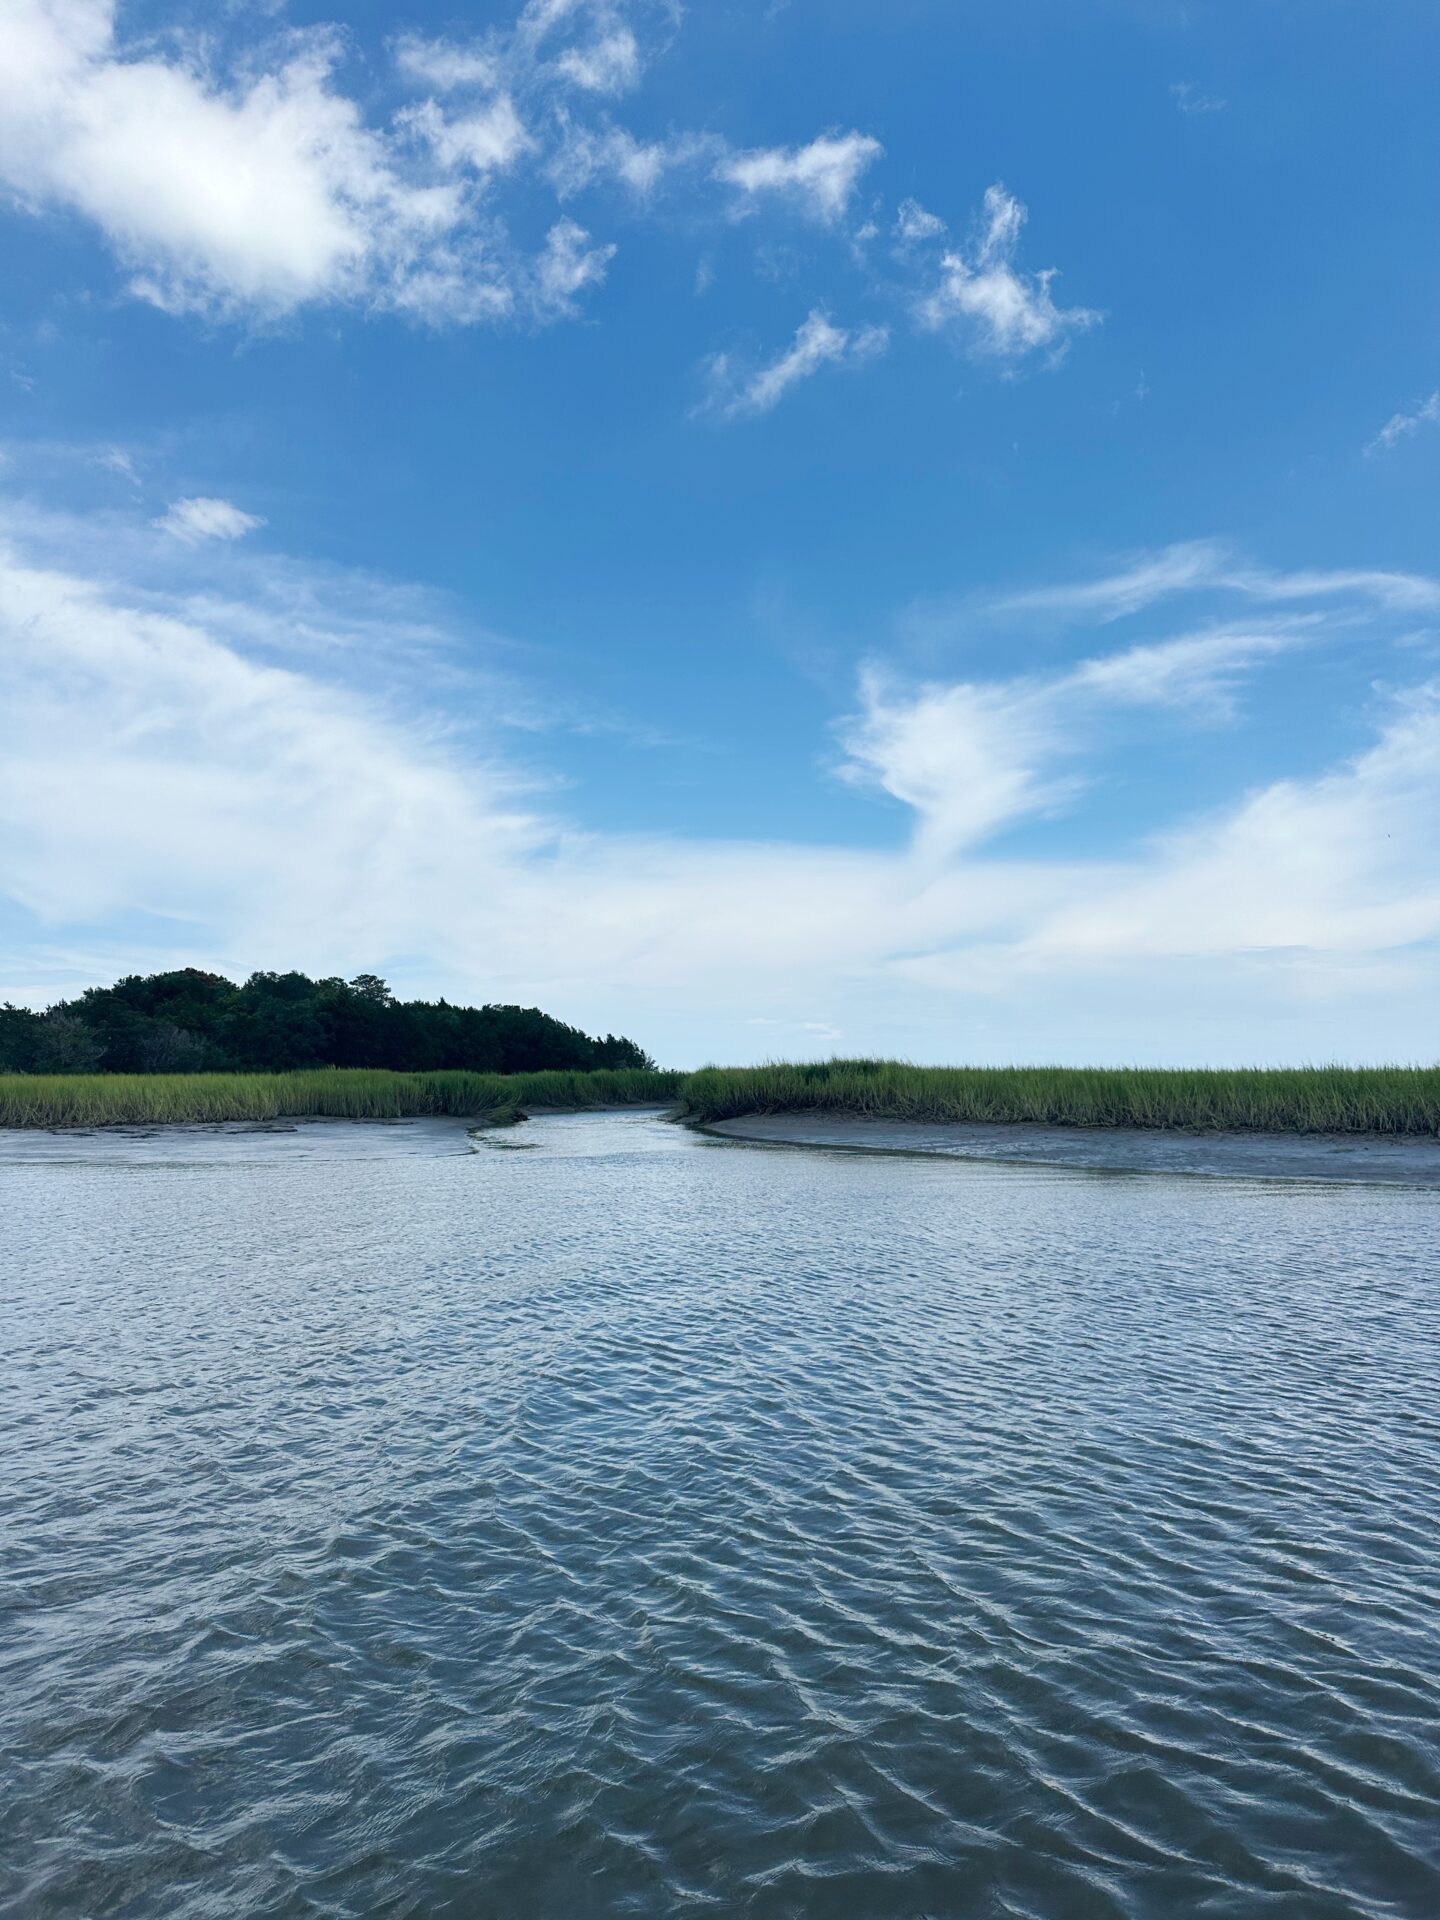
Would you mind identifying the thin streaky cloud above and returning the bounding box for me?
[152,497,266,544]
[701,310,889,418]
[1366,392,1440,457]
[992,541,1440,623]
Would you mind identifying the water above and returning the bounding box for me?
[3,1111,1438,1919]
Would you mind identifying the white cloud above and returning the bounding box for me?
[532,217,616,316]
[839,624,1298,859]
[996,541,1228,621]
[1071,623,1300,715]
[1366,392,1440,457]
[0,542,543,957]
[996,540,1440,623]
[841,666,1069,859]
[1171,82,1226,115]
[393,35,501,93]
[917,184,1099,361]
[1022,688,1440,967]
[95,445,140,484]
[1,514,1437,1065]
[556,27,642,93]
[894,198,945,244]
[547,120,703,198]
[0,1,1101,396]
[152,497,266,543]
[703,309,889,417]
[401,95,532,174]
[0,1,476,320]
[717,131,883,224]
[0,0,623,327]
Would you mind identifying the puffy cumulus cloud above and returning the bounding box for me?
[0,0,472,321]
[152,497,266,543]
[917,184,1099,362]
[2,515,1437,1066]
[0,1,1101,406]
[701,309,889,418]
[717,132,883,224]
[0,0,648,326]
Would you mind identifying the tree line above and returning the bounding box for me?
[0,969,654,1076]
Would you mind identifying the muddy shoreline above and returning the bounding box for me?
[702,1112,1440,1184]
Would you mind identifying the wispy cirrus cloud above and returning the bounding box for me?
[1366,392,1440,457]
[152,497,266,543]
[392,35,501,94]
[700,309,889,418]
[1171,81,1226,115]
[555,25,643,94]
[839,622,1303,859]
[4,503,1435,1066]
[987,539,1440,623]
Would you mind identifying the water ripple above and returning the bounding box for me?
[2,1112,1438,1918]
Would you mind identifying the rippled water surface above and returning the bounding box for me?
[3,1111,1439,1919]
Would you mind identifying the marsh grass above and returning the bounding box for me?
[0,1067,682,1130]
[4,1059,1437,1135]
[676,1060,1440,1135]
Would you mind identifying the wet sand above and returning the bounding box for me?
[703,1112,1440,1184]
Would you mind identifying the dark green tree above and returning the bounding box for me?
[0,968,654,1075]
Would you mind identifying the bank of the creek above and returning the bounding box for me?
[4,1108,1438,1919]
[702,1110,1440,1184]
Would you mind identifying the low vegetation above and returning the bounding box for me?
[2,1055,1437,1135]
[0,1067,681,1130]
[675,1060,1440,1136]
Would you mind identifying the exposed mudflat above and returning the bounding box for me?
[705,1111,1440,1183]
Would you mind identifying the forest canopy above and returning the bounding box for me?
[0,970,654,1076]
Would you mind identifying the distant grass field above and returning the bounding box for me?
[3,1059,1438,1134]
[0,1067,682,1129]
[676,1060,1440,1136]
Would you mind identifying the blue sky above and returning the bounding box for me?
[1,0,1437,1066]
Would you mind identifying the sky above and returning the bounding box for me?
[0,0,1437,1068]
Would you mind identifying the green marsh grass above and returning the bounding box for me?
[676,1060,1440,1135]
[0,1066,682,1130]
[4,1059,1437,1134]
